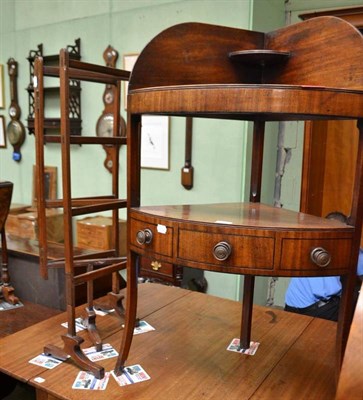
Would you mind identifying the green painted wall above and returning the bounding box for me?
[286,0,363,15]
[0,0,285,303]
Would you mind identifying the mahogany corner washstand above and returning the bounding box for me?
[116,16,363,380]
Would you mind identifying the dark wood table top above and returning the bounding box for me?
[0,300,61,339]
[0,283,337,399]
[131,202,352,230]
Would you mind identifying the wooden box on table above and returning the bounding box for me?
[6,208,64,243]
[76,215,127,255]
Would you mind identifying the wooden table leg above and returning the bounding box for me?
[114,251,139,375]
[240,275,255,350]
[336,273,358,381]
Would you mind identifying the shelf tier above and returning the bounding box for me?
[27,117,81,136]
[43,135,126,145]
[26,85,81,94]
[43,62,130,84]
[45,198,127,217]
[130,202,355,277]
[27,53,81,63]
[228,50,291,66]
[128,84,363,120]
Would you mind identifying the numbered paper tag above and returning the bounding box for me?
[121,320,155,335]
[83,343,118,362]
[111,365,151,386]
[29,354,64,369]
[61,317,87,332]
[0,300,23,311]
[227,338,260,355]
[72,371,110,390]
[134,320,155,335]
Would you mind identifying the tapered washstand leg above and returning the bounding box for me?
[239,275,255,350]
[114,252,139,375]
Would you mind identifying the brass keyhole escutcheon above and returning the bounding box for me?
[151,261,162,271]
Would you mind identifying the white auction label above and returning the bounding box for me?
[157,224,167,234]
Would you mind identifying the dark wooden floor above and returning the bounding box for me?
[0,298,61,399]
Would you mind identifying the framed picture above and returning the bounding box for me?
[123,53,139,109]
[141,115,170,170]
[0,64,4,109]
[0,116,6,148]
[32,165,57,208]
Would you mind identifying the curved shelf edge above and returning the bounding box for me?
[229,49,291,66]
[128,84,363,120]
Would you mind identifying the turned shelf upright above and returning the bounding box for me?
[115,16,363,381]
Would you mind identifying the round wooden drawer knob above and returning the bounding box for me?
[213,241,232,261]
[136,228,153,245]
[310,247,331,267]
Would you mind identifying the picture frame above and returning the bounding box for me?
[0,116,6,148]
[141,115,170,170]
[32,165,57,208]
[123,53,139,110]
[0,64,4,109]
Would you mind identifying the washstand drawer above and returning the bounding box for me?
[178,228,274,269]
[279,237,352,272]
[139,256,174,277]
[130,217,174,258]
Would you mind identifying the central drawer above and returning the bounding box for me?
[178,228,275,269]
